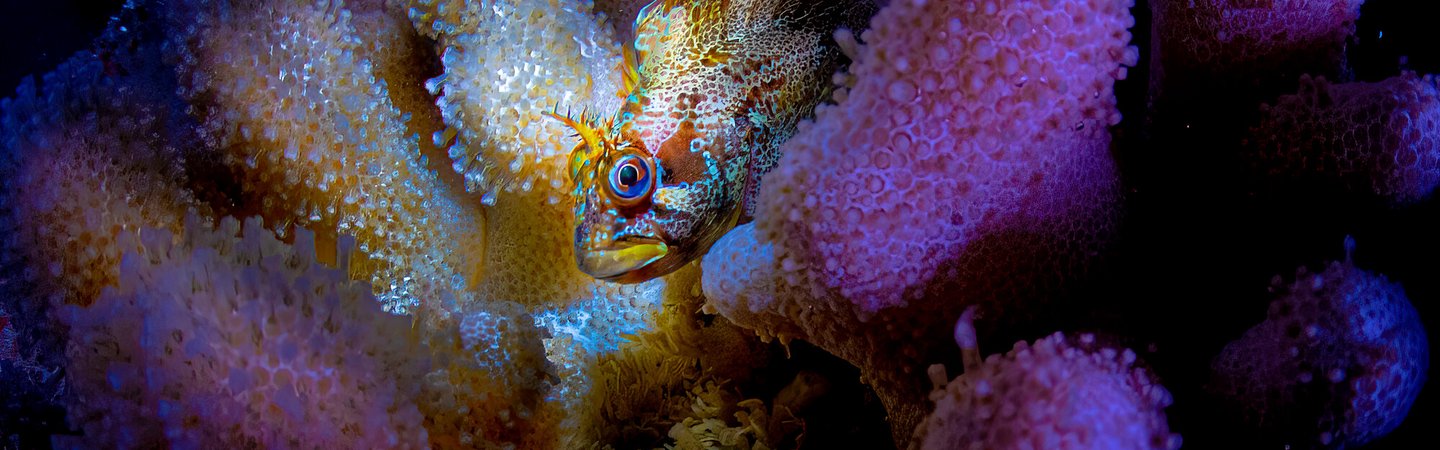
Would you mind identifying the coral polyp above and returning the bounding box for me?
[915,317,1181,450]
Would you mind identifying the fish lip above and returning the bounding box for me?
[577,236,669,282]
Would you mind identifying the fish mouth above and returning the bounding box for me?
[577,236,669,282]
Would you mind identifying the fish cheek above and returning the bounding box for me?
[649,184,698,245]
[655,122,707,186]
[573,191,614,252]
[650,148,703,241]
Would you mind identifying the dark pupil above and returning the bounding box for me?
[619,164,639,187]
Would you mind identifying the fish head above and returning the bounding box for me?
[551,110,746,283]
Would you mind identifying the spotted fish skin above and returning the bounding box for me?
[559,0,875,283]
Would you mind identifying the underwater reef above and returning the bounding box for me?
[0,0,1436,449]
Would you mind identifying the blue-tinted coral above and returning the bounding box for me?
[1246,73,1440,204]
[1210,238,1429,449]
[58,216,429,448]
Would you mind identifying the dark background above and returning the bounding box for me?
[1,1,120,96]
[3,0,1437,448]
[1105,1,1439,448]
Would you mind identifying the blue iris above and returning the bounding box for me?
[609,155,652,200]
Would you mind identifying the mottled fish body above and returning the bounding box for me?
[553,0,875,282]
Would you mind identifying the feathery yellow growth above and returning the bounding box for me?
[575,263,774,448]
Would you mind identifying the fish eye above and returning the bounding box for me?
[608,154,653,201]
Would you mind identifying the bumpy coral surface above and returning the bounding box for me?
[0,11,205,440]
[1209,238,1429,449]
[59,217,429,448]
[157,2,695,445]
[1149,0,1364,121]
[593,0,655,41]
[703,0,1136,441]
[0,11,201,311]
[1245,72,1440,204]
[418,299,558,449]
[164,0,483,316]
[913,332,1180,450]
[412,0,626,202]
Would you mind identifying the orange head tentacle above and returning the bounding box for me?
[543,107,613,199]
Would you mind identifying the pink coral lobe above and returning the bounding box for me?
[914,333,1180,450]
[758,0,1134,313]
[704,0,1138,443]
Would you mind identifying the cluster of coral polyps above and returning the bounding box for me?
[1210,238,1429,449]
[0,0,694,447]
[58,216,430,448]
[0,8,207,435]
[1244,73,1440,204]
[913,319,1180,450]
[0,12,201,313]
[163,0,484,316]
[1148,0,1440,205]
[704,0,1137,440]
